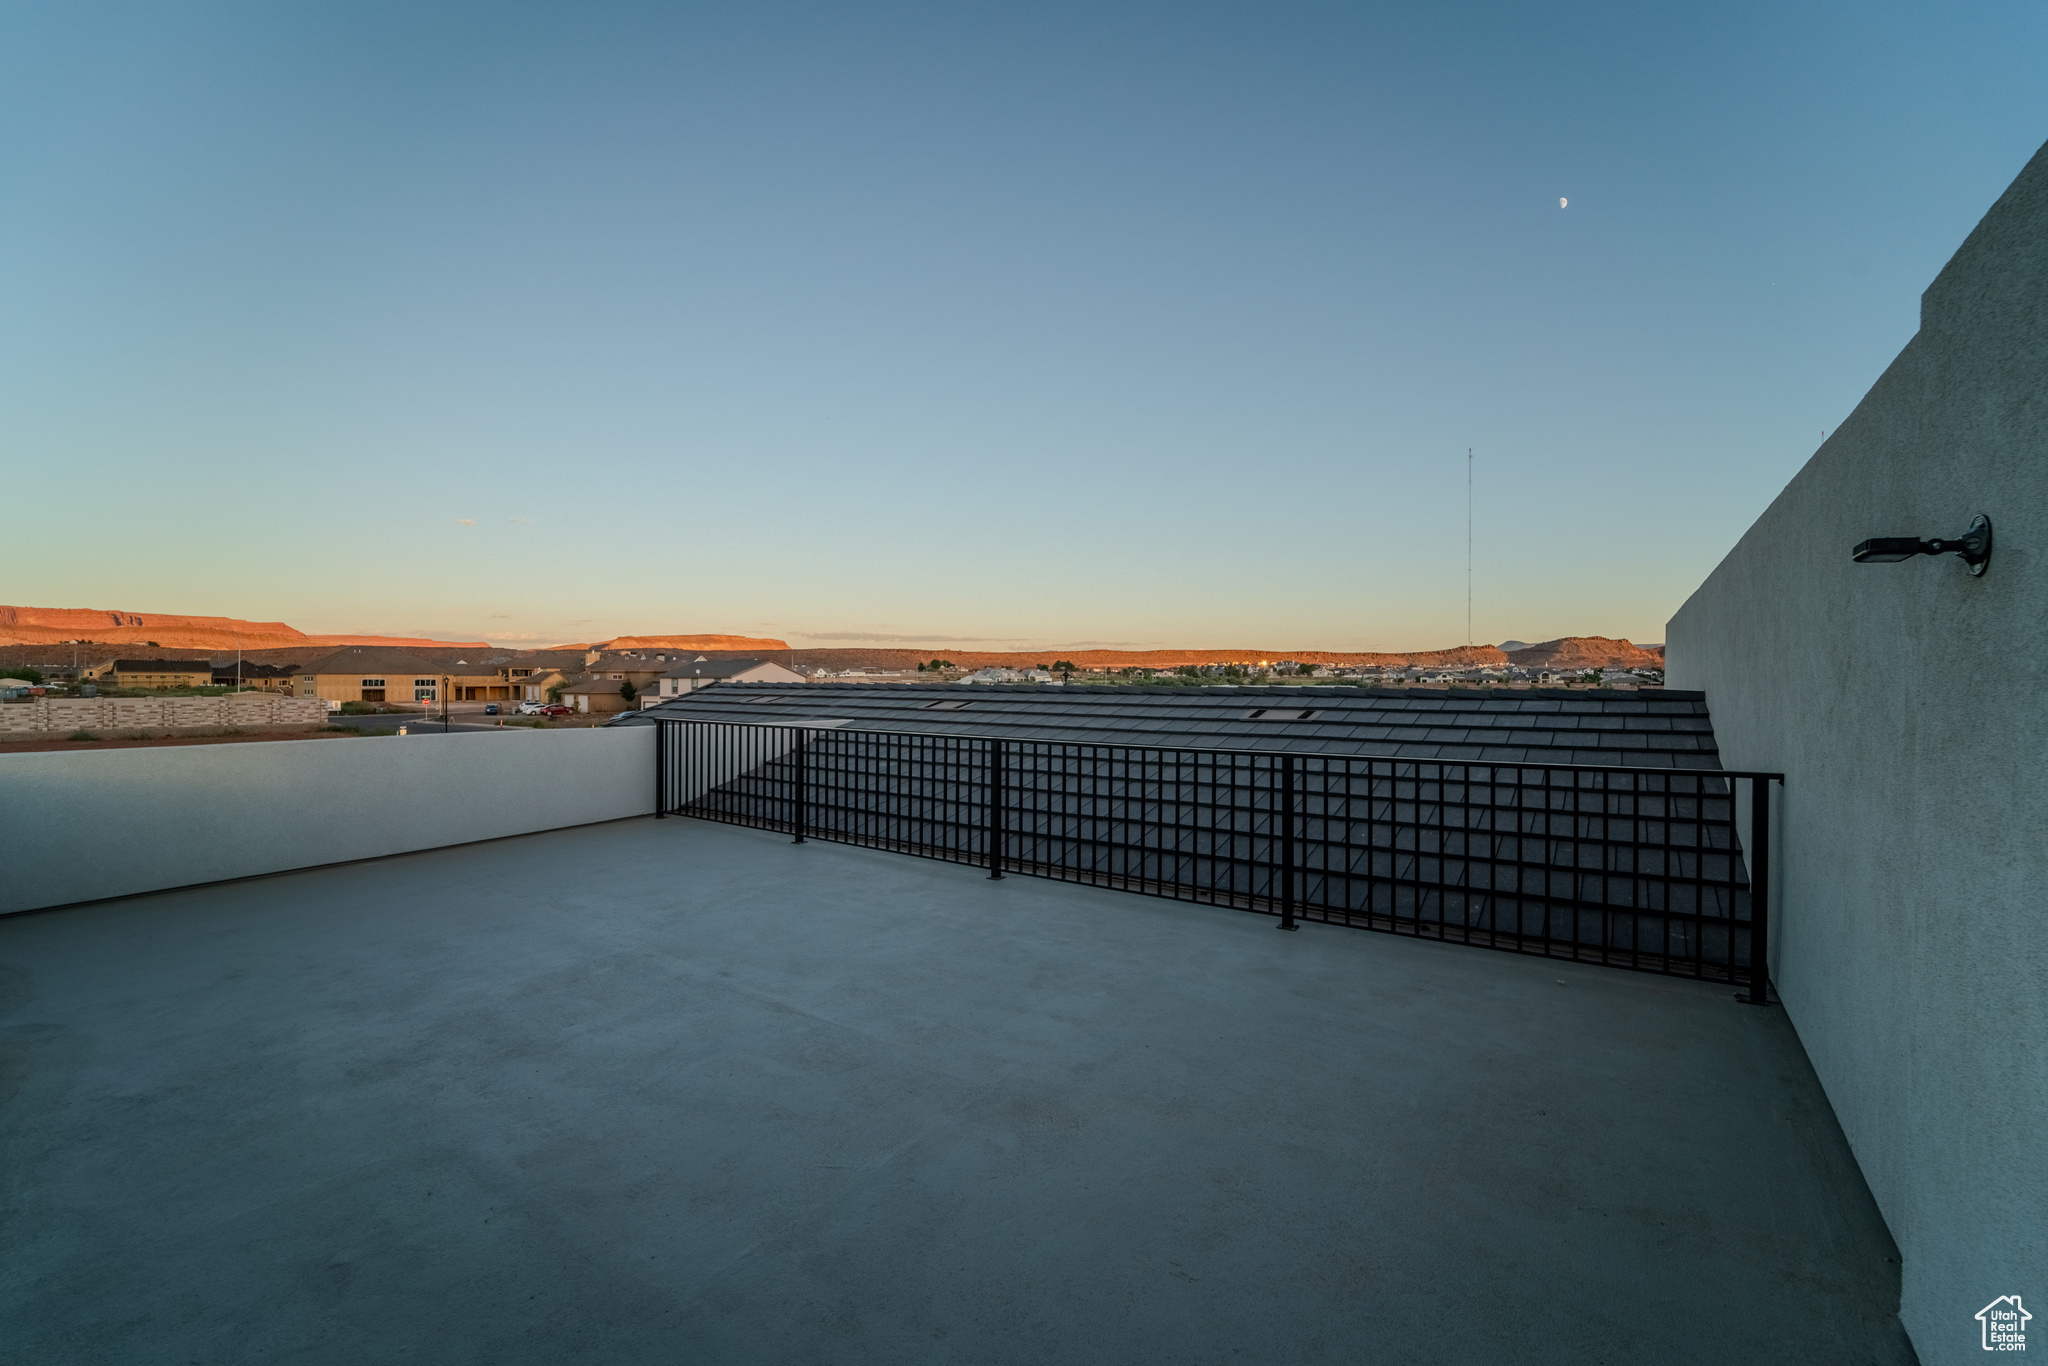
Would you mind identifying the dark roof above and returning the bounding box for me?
[210,662,297,678]
[300,648,508,677]
[587,660,674,674]
[110,659,215,672]
[657,658,769,680]
[611,683,1722,769]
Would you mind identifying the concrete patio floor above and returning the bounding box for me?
[1,817,1911,1365]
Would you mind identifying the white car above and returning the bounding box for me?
[517,701,546,715]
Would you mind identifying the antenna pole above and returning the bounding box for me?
[1466,448,1473,646]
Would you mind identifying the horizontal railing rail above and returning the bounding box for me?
[655,720,1782,999]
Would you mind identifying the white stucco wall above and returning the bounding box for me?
[0,728,657,915]
[1667,139,2046,1363]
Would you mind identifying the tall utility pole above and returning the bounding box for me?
[1467,448,1474,646]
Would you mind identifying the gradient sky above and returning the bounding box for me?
[3,2,2044,651]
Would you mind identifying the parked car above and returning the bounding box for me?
[517,701,545,715]
[484,703,500,715]
[539,703,572,716]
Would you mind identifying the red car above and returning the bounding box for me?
[538,704,573,716]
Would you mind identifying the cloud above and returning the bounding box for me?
[457,518,476,526]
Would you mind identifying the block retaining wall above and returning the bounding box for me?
[0,695,329,733]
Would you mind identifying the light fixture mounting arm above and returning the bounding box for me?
[1851,514,1991,576]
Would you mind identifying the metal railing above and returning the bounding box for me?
[655,720,1783,999]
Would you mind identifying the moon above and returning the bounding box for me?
[1560,197,1568,208]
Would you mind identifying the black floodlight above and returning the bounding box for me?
[1852,515,1992,577]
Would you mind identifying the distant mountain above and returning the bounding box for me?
[1502,637,1664,671]
[1497,640,1531,651]
[0,605,488,652]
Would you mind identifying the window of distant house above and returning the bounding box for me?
[413,679,436,687]
[609,674,622,680]
[361,679,385,688]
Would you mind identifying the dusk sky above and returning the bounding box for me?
[4,2,2044,652]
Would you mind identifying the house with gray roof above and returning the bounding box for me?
[652,657,805,699]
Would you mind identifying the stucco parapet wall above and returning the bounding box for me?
[0,695,328,732]
[0,726,657,914]
[1666,135,2048,1365]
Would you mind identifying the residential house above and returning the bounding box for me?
[653,658,805,699]
[588,655,675,699]
[105,659,215,690]
[518,670,573,705]
[491,651,589,700]
[210,662,300,692]
[561,678,636,715]
[294,648,511,706]
[509,652,696,705]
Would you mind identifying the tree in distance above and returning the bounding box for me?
[620,679,637,702]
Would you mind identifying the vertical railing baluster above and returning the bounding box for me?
[654,720,667,818]
[1279,753,1297,930]
[987,737,1006,879]
[1747,776,1772,1005]
[792,727,807,843]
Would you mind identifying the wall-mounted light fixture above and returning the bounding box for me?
[1852,515,1992,577]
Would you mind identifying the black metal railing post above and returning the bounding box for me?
[987,737,1005,879]
[791,728,807,843]
[1745,776,1772,1005]
[1278,753,1298,930]
[655,720,667,818]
